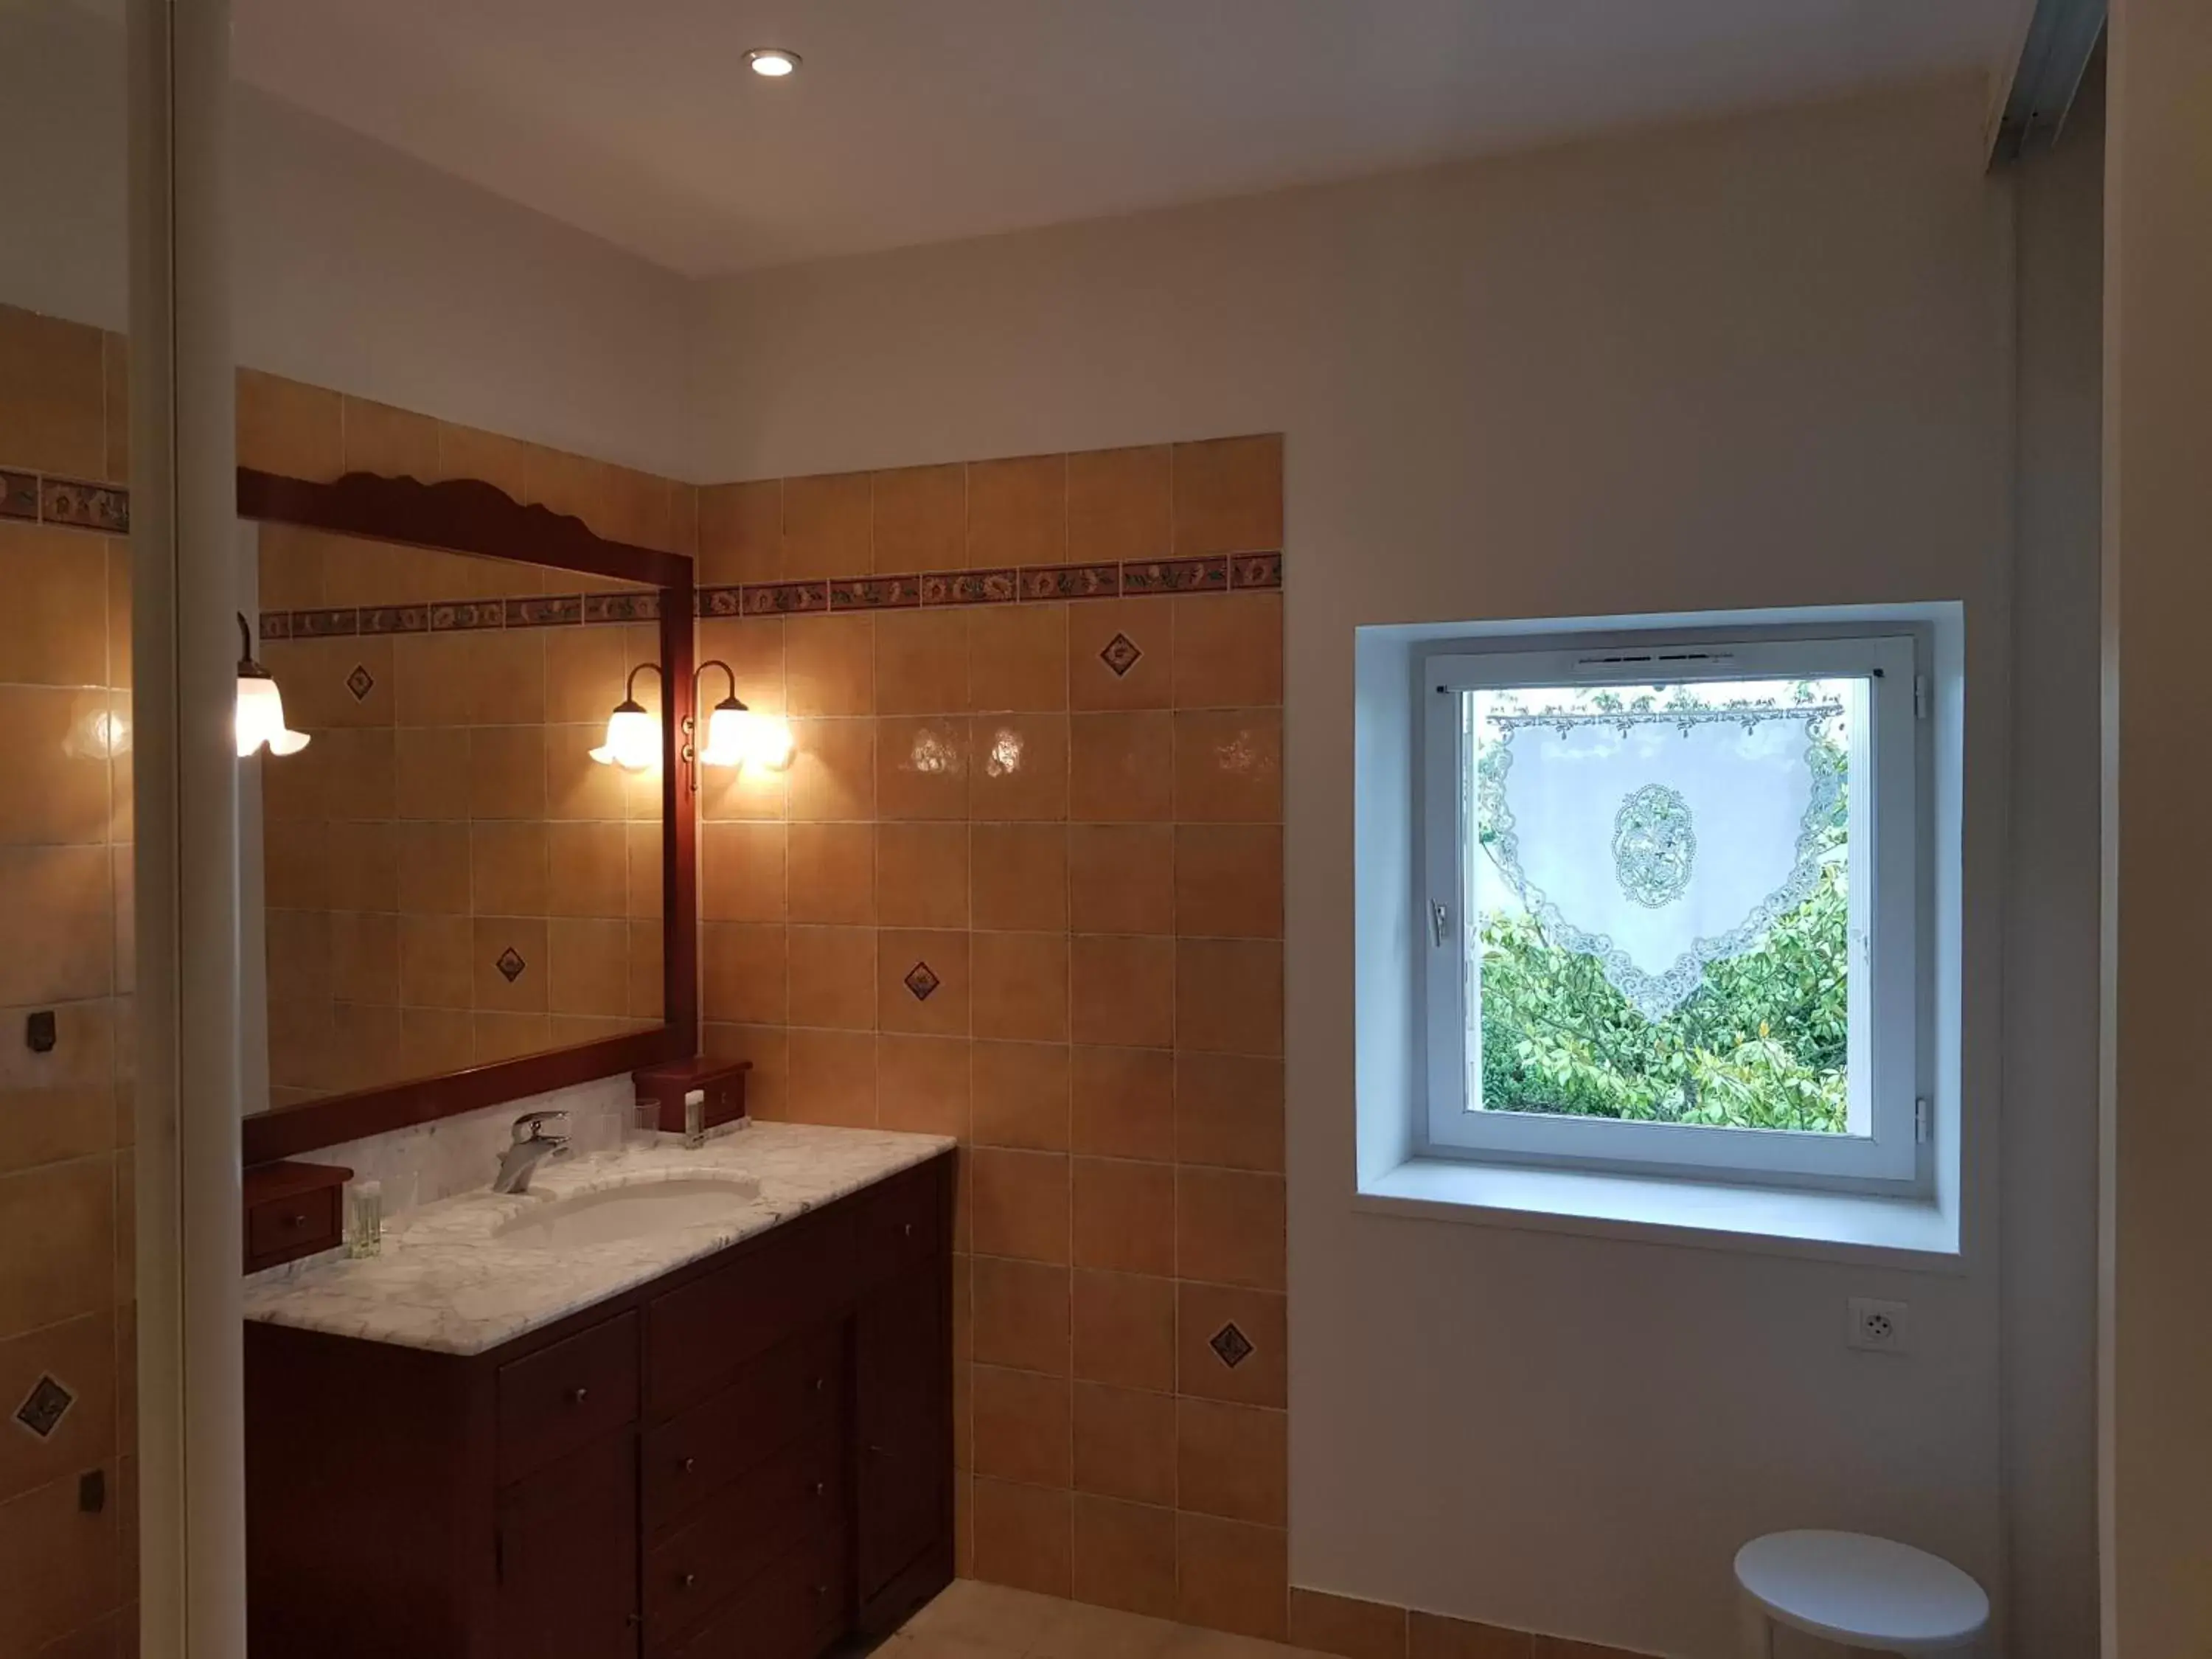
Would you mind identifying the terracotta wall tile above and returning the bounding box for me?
[545,821,627,919]
[972,931,1068,1043]
[787,822,874,925]
[875,610,969,716]
[972,1040,1070,1151]
[1175,1053,1284,1174]
[782,473,873,579]
[472,918,548,1013]
[970,1148,1069,1265]
[1172,436,1282,557]
[972,1477,1071,1599]
[698,616,786,714]
[466,727,544,820]
[787,925,877,1030]
[973,1364,1071,1488]
[1071,1158,1174,1277]
[1071,1493,1178,1619]
[877,717,971,820]
[876,1035,970,1138]
[1174,825,1283,940]
[1176,1398,1286,1526]
[699,480,782,586]
[476,1011,553,1066]
[546,918,629,1018]
[1069,599,1173,712]
[1173,593,1283,709]
[1176,1171,1285,1293]
[0,846,112,1006]
[1071,1046,1175,1163]
[437,424,532,501]
[786,719,875,821]
[872,465,965,574]
[701,821,787,922]
[1172,709,1281,824]
[399,914,473,1011]
[1175,938,1284,1057]
[0,307,105,478]
[971,824,1068,933]
[1176,1513,1288,1641]
[1410,1612,1537,1659]
[785,1029,877,1127]
[876,823,967,928]
[969,603,1068,714]
[328,911,400,1006]
[968,455,1065,571]
[471,821,550,918]
[0,524,111,687]
[237,370,344,481]
[972,1257,1070,1374]
[1068,935,1173,1049]
[0,689,112,846]
[1071,1270,1176,1393]
[0,1155,114,1336]
[544,627,631,727]
[0,1468,122,1654]
[629,917,665,1016]
[972,714,1069,822]
[1070,712,1175,823]
[0,1000,116,1179]
[705,1023,787,1120]
[403,1008,476,1079]
[0,1310,116,1506]
[1293,1591,1411,1659]
[700,922,787,1026]
[787,616,875,716]
[1071,1382,1176,1506]
[341,397,440,480]
[1068,446,1171,566]
[1067,824,1173,936]
[1176,1282,1287,1408]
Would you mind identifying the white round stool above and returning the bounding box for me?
[1733,1531,1989,1656]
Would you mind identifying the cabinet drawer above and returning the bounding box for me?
[644,1425,845,1644]
[644,1322,843,1536]
[853,1166,941,1293]
[498,1312,639,1486]
[661,1520,847,1659]
[647,1211,852,1412]
[246,1183,341,1268]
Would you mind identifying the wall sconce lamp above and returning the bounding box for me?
[589,662,664,772]
[683,660,795,791]
[234,613,310,758]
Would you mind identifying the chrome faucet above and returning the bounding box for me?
[493,1110,571,1194]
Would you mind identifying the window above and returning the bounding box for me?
[1418,630,1925,1192]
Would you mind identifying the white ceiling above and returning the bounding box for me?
[232,0,2026,277]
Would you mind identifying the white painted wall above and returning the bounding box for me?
[0,0,698,479]
[692,76,2098,1658]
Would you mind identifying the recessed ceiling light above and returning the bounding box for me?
[747,48,800,78]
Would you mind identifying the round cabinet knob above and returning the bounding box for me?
[569,1387,588,1406]
[681,1456,698,1474]
[284,1212,308,1229]
[812,1481,826,1498]
[902,1222,914,1237]
[814,1585,829,1600]
[681,1573,697,1590]
[812,1377,826,1394]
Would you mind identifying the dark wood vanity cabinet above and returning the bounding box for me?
[246,1155,954,1659]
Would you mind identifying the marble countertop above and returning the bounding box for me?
[242,1121,956,1357]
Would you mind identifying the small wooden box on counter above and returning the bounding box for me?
[636,1057,752,1135]
[242,1161,352,1273]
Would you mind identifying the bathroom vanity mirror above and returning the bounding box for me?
[235,468,697,1164]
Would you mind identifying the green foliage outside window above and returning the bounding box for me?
[1475,733,1850,1133]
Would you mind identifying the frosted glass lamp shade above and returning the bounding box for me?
[695,702,796,773]
[235,672,310,758]
[590,703,660,771]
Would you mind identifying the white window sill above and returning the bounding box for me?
[1356,1156,1961,1270]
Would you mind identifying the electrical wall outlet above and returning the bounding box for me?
[1846,1297,1912,1354]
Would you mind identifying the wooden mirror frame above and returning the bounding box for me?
[235,467,697,1164]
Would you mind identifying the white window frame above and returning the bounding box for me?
[1417,628,1925,1194]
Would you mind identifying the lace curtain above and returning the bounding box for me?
[1470,685,1849,1020]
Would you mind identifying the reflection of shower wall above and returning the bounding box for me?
[0,299,136,1655]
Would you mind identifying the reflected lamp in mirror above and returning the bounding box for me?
[590,661,663,772]
[686,658,795,788]
[234,613,309,758]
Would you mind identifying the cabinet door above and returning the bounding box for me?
[498,1430,640,1659]
[853,1262,947,1601]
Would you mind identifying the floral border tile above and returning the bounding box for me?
[428,601,506,632]
[358,605,430,636]
[258,611,292,642]
[584,591,659,625]
[1229,552,1282,590]
[0,470,37,522]
[40,477,130,534]
[1121,555,1229,594]
[744,580,831,616]
[830,574,924,611]
[504,594,582,627]
[291,607,361,639]
[698,585,745,618]
[1020,563,1121,601]
[920,568,1019,606]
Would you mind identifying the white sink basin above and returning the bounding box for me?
[493,1176,761,1250]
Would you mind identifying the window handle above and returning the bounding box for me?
[1430,900,1451,947]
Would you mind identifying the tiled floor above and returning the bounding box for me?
[884,1581,1340,1659]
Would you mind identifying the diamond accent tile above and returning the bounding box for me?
[903,961,940,1002]
[345,664,375,701]
[495,947,527,984]
[14,1374,73,1439]
[1208,1323,1254,1369]
[1099,632,1144,678]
